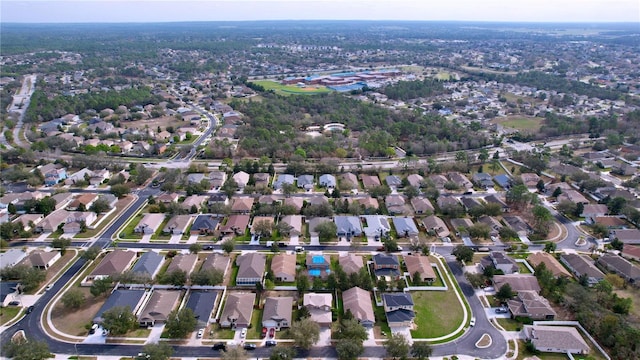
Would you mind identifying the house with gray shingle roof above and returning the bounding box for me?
[523,325,589,355]
[334,216,363,237]
[236,252,266,286]
[342,287,374,327]
[94,289,146,324]
[185,290,218,328]
[319,174,336,188]
[382,293,415,327]
[262,296,293,330]
[220,292,255,329]
[131,251,164,279]
[393,217,419,237]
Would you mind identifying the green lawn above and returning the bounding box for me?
[247,308,264,339]
[496,317,523,331]
[0,306,22,325]
[517,262,532,274]
[120,213,143,239]
[410,289,465,338]
[497,117,544,132]
[374,305,391,335]
[249,80,331,96]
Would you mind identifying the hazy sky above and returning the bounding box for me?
[2,0,639,23]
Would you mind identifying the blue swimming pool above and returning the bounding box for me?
[312,256,325,264]
[309,269,321,276]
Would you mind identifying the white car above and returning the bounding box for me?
[197,329,204,338]
[240,328,247,338]
[469,317,476,327]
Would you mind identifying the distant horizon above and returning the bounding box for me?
[2,0,639,24]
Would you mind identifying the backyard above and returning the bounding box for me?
[250,80,331,95]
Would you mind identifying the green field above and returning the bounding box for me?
[250,80,331,95]
[496,117,544,132]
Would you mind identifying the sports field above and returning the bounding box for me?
[493,117,544,132]
[250,80,331,95]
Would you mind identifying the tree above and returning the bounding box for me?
[110,184,130,198]
[411,342,433,360]
[222,239,235,255]
[369,185,391,198]
[253,220,273,237]
[289,317,320,349]
[189,243,202,254]
[495,283,514,303]
[90,277,113,297]
[101,306,138,335]
[269,346,296,360]
[531,205,552,235]
[384,333,410,360]
[452,245,474,263]
[81,246,101,260]
[190,269,224,286]
[222,346,248,360]
[51,237,71,255]
[336,339,364,360]
[543,241,557,253]
[315,221,337,243]
[60,288,85,310]
[478,148,489,163]
[338,318,368,341]
[141,342,173,360]
[536,179,545,192]
[89,198,111,214]
[465,272,486,288]
[296,273,309,295]
[556,200,577,216]
[134,164,153,186]
[165,308,197,338]
[2,338,51,360]
[552,187,562,198]
[160,270,187,286]
[403,186,420,200]
[506,184,536,211]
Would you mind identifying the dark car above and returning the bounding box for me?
[495,307,508,314]
[212,342,227,351]
[265,340,277,347]
[243,343,256,350]
[203,245,214,250]
[8,301,19,306]
[26,306,34,314]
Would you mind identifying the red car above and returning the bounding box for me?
[268,328,275,338]
[261,327,267,338]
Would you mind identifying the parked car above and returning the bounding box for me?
[261,327,267,338]
[197,329,204,338]
[240,328,247,338]
[8,301,19,306]
[469,317,476,327]
[495,308,508,314]
[212,342,227,351]
[265,340,277,347]
[26,306,34,314]
[268,328,275,338]
[243,343,256,350]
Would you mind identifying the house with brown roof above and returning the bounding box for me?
[339,173,359,190]
[429,174,449,189]
[156,192,180,204]
[596,253,640,285]
[258,194,282,206]
[422,215,450,238]
[162,215,192,235]
[557,190,590,205]
[271,253,296,282]
[581,204,609,224]
[13,214,44,232]
[88,250,137,281]
[262,296,293,330]
[236,252,266,286]
[410,197,434,215]
[166,253,198,275]
[507,291,556,320]
[201,253,230,275]
[19,250,61,270]
[342,287,375,327]
[523,325,590,355]
[404,255,436,283]
[520,173,541,189]
[303,293,332,326]
[181,195,208,211]
[360,174,381,189]
[220,292,255,329]
[621,245,640,262]
[493,274,541,293]
[138,290,181,326]
[385,195,407,215]
[527,252,571,278]
[36,209,70,233]
[231,197,254,214]
[357,196,379,210]
[67,193,99,211]
[135,213,165,234]
[254,173,271,188]
[220,214,250,235]
[610,228,640,245]
[252,216,275,235]
[593,216,627,229]
[447,172,473,189]
[284,197,304,212]
[339,254,364,275]
[279,215,303,236]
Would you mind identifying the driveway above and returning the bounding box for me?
[140,234,152,243]
[145,324,165,344]
[186,235,199,244]
[363,327,377,346]
[169,233,182,244]
[315,327,332,346]
[289,235,299,246]
[309,235,320,246]
[389,326,413,344]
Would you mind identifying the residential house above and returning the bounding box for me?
[318,174,336,188]
[273,174,295,190]
[581,204,608,224]
[262,297,293,330]
[484,251,519,274]
[450,218,474,235]
[361,215,391,238]
[51,192,75,210]
[19,250,60,270]
[0,282,18,306]
[306,194,329,206]
[138,290,181,327]
[429,174,449,189]
[527,252,572,278]
[483,194,509,212]
[342,287,375,327]
[478,215,503,238]
[231,197,254,214]
[460,197,484,212]
[437,196,462,211]
[156,192,179,204]
[166,253,198,276]
[253,173,270,188]
[67,193,98,211]
[502,216,532,236]
[596,253,640,284]
[385,175,402,188]
[303,293,332,326]
[410,197,434,215]
[208,193,229,206]
[134,213,165,234]
[187,173,205,184]
[232,171,250,190]
[181,195,208,211]
[271,253,297,282]
[89,169,110,185]
[252,216,274,235]
[93,289,146,324]
[209,171,226,190]
[284,197,304,212]
[373,253,401,278]
[130,251,164,280]
[473,173,494,189]
[190,215,221,235]
[406,174,424,188]
[258,194,281,206]
[306,254,331,277]
[36,209,70,233]
[360,174,381,189]
[162,215,192,235]
[339,173,359,190]
[0,249,27,270]
[385,195,406,215]
[98,194,118,209]
[621,245,640,262]
[357,196,379,212]
[13,214,44,232]
[557,190,590,205]
[404,254,436,283]
[382,293,415,327]
[308,217,332,238]
[339,254,364,275]
[523,325,590,355]
[593,216,627,229]
[612,161,637,176]
[88,250,137,281]
[448,172,473,190]
[219,293,256,329]
[422,215,450,238]
[560,254,605,286]
[520,173,541,189]
[610,228,640,245]
[220,215,250,235]
[334,216,363,237]
[507,291,556,320]
[494,174,512,189]
[280,215,303,236]
[185,291,218,328]
[493,274,541,293]
[297,174,315,190]
[236,252,266,286]
[201,253,230,275]
[393,217,419,237]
